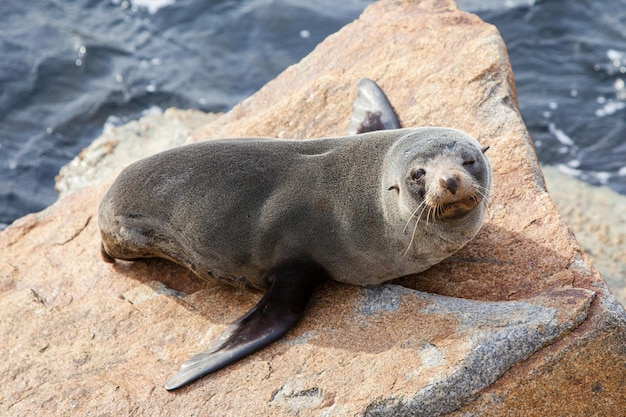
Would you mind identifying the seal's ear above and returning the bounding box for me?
[388,184,400,193]
[481,146,490,154]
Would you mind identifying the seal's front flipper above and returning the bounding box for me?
[347,78,400,135]
[100,243,115,263]
[164,262,328,391]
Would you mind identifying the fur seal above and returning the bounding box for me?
[98,79,491,391]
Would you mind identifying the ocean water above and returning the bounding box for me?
[1,0,625,228]
[474,0,626,190]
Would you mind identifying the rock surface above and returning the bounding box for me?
[542,165,626,305]
[55,108,220,198]
[1,0,624,416]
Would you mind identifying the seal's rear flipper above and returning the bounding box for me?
[164,262,328,391]
[347,78,400,135]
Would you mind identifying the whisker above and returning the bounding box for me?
[403,201,426,234]
[403,202,431,257]
[416,203,429,225]
[474,186,490,210]
[426,206,439,226]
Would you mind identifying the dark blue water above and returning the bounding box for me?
[475,0,626,189]
[1,0,625,228]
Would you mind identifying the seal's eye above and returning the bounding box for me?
[463,159,476,166]
[412,168,426,181]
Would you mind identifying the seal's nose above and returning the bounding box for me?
[441,176,459,194]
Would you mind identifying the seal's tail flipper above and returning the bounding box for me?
[164,262,328,391]
[347,78,400,135]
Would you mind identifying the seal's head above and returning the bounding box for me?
[383,128,491,227]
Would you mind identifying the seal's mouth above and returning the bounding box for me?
[439,196,479,219]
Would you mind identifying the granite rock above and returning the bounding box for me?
[542,165,626,306]
[55,108,220,198]
[1,0,624,416]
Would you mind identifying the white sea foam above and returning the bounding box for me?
[595,100,626,117]
[607,49,625,62]
[594,171,612,184]
[132,0,175,14]
[548,123,575,146]
[566,159,581,168]
[141,105,163,116]
[616,79,626,100]
[557,163,582,177]
[558,164,616,185]
[102,106,163,135]
[103,115,123,133]
[457,0,535,12]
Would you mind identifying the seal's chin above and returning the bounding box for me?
[439,197,479,219]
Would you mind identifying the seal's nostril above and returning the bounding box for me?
[441,177,458,194]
